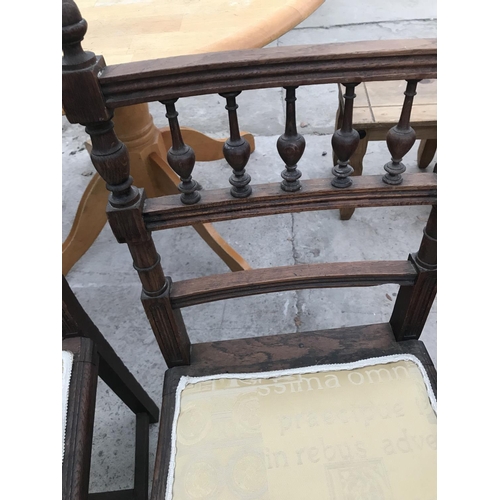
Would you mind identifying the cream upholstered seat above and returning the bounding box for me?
[166,355,436,500]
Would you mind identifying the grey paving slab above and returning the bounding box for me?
[278,19,437,45]
[295,0,436,28]
[149,87,286,137]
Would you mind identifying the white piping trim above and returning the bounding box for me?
[62,350,74,464]
[165,353,436,500]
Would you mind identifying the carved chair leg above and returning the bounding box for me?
[62,174,109,275]
[339,134,368,220]
[417,139,437,169]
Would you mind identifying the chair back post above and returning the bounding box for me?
[390,205,437,340]
[62,0,190,367]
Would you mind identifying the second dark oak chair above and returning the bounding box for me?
[63,276,159,500]
[63,1,437,497]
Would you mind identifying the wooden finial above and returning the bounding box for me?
[62,0,95,68]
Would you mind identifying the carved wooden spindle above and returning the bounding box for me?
[161,99,200,204]
[220,92,252,198]
[278,87,305,192]
[383,79,420,185]
[331,83,360,188]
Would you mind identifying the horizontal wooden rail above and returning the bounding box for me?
[99,39,437,107]
[170,261,418,308]
[143,173,437,231]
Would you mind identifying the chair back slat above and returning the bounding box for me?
[170,260,418,309]
[142,174,436,231]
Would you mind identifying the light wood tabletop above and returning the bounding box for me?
[351,79,437,128]
[63,0,325,276]
[79,0,324,63]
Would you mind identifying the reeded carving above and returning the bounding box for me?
[415,205,437,269]
[331,83,360,188]
[85,121,140,208]
[278,87,305,192]
[383,80,419,185]
[220,92,252,198]
[161,99,201,205]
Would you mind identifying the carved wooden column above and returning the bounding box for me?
[390,205,437,340]
[220,92,252,197]
[278,87,305,192]
[383,80,419,185]
[62,0,190,367]
[161,99,201,204]
[331,83,360,188]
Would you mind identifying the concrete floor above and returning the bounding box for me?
[62,0,437,493]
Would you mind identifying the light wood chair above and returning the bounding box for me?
[335,79,437,219]
[62,276,160,500]
[63,1,437,497]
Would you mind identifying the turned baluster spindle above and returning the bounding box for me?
[220,92,252,198]
[161,99,200,205]
[383,79,420,185]
[331,83,360,188]
[278,87,305,192]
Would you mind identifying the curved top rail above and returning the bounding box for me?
[99,39,437,108]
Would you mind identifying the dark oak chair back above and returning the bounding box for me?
[62,0,437,370]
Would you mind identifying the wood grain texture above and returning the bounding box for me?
[143,173,437,230]
[150,323,436,500]
[99,39,437,107]
[170,261,417,308]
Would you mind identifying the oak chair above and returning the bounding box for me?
[62,276,160,499]
[63,0,437,497]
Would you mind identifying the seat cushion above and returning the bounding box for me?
[166,354,436,500]
[62,350,74,462]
